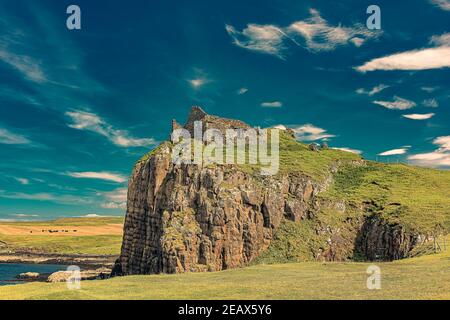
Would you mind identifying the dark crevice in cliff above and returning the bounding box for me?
[353,215,422,261]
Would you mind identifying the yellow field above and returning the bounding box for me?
[0,217,124,255]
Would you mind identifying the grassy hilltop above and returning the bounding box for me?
[278,131,450,235]
[258,132,449,263]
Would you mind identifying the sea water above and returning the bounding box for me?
[0,263,65,286]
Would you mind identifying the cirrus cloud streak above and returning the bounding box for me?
[373,96,416,110]
[66,171,127,183]
[402,113,435,120]
[356,33,450,72]
[66,110,156,147]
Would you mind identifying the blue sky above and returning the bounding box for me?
[0,0,449,220]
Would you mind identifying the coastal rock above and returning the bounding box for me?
[47,267,111,283]
[355,215,427,261]
[113,107,434,276]
[115,158,321,275]
[17,272,40,279]
[114,108,323,275]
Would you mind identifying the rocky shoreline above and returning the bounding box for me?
[0,251,116,284]
[0,251,117,268]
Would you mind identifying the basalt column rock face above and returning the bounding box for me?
[113,108,321,275]
[115,148,320,274]
[354,215,426,261]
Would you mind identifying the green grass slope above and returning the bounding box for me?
[322,161,450,234]
[256,154,449,263]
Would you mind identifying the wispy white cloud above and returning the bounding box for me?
[0,5,107,115]
[430,33,450,46]
[225,24,288,58]
[225,8,379,58]
[356,33,450,72]
[291,124,335,141]
[430,0,450,11]
[434,136,450,150]
[99,187,127,209]
[261,101,282,108]
[421,86,438,93]
[237,87,248,95]
[378,148,408,156]
[0,128,30,145]
[408,136,450,167]
[287,9,380,52]
[79,214,111,218]
[0,9,95,89]
[66,171,127,183]
[8,192,50,203]
[422,98,439,108]
[0,48,46,83]
[373,96,416,110]
[66,110,156,147]
[356,84,389,96]
[402,113,435,120]
[14,177,30,185]
[0,190,92,205]
[101,202,127,209]
[188,78,207,88]
[47,183,76,191]
[332,147,362,154]
[101,187,127,202]
[350,37,365,47]
[11,213,38,218]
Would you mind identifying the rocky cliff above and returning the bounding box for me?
[112,107,448,275]
[114,149,321,274]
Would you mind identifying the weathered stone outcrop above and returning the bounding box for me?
[113,107,323,275]
[47,267,111,283]
[16,272,40,279]
[114,147,321,274]
[354,215,427,261]
[113,107,433,275]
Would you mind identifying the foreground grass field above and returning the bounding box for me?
[1,236,448,300]
[0,217,123,255]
